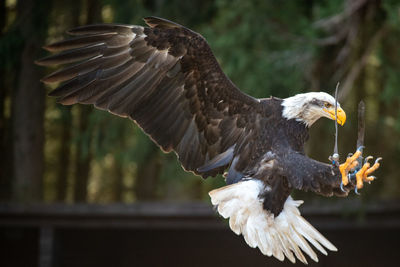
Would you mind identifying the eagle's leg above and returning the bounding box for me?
[339,149,362,187]
[355,157,382,190]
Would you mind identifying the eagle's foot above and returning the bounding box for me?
[339,148,362,189]
[354,157,382,190]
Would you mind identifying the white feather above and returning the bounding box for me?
[209,180,337,264]
[281,92,339,127]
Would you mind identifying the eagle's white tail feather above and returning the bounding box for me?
[209,180,337,264]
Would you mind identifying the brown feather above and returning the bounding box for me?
[67,24,134,36]
[36,43,105,66]
[43,33,117,52]
[41,55,102,83]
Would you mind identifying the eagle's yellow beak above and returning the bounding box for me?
[324,107,346,126]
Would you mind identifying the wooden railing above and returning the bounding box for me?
[1,200,400,267]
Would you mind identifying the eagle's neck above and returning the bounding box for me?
[281,94,319,127]
[285,118,309,152]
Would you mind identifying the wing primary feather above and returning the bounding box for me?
[41,55,102,83]
[163,109,189,149]
[132,75,179,115]
[48,70,98,98]
[141,89,183,134]
[97,58,139,80]
[184,130,201,170]
[57,79,98,105]
[93,61,145,108]
[110,70,164,115]
[67,24,134,35]
[105,65,159,112]
[77,61,144,105]
[36,43,105,66]
[176,120,197,167]
[43,32,117,52]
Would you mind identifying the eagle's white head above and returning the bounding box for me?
[281,92,346,127]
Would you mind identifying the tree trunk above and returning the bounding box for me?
[11,0,51,202]
[135,144,162,200]
[54,0,81,203]
[72,0,102,202]
[0,0,11,200]
[55,107,72,202]
[73,106,93,202]
[0,67,9,201]
[111,159,124,202]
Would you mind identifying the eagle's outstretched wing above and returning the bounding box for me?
[36,17,263,178]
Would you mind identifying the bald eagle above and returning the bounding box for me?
[36,17,381,264]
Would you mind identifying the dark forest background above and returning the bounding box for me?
[1,0,399,205]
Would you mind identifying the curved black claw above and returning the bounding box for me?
[340,181,349,193]
[364,156,373,164]
[367,176,377,184]
[348,172,356,184]
[354,186,361,195]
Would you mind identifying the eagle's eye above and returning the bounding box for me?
[324,102,332,108]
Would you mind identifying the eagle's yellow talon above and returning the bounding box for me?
[354,157,381,189]
[338,150,381,191]
[356,161,370,189]
[339,150,362,186]
[339,165,349,186]
[365,160,381,176]
[365,176,376,182]
[350,150,362,162]
[349,160,359,170]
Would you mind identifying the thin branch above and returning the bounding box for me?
[338,26,387,101]
[313,0,368,30]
